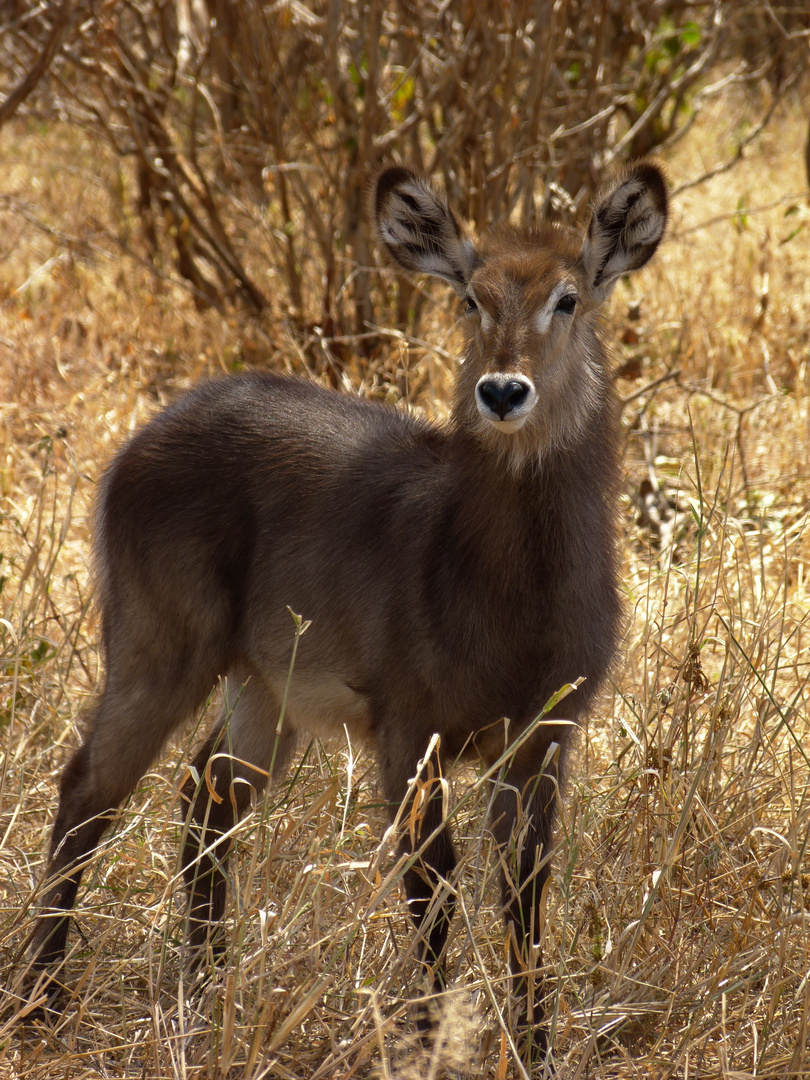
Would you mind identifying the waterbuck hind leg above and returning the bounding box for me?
[26,740,119,1005]
[27,670,208,998]
[180,670,296,964]
[487,727,568,1070]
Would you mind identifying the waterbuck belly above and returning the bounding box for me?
[270,673,374,744]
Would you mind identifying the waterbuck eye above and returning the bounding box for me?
[463,295,479,315]
[556,293,577,315]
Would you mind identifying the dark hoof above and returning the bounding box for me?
[15,968,68,1025]
[184,913,228,970]
[415,994,439,1043]
[184,934,227,979]
[518,1022,555,1075]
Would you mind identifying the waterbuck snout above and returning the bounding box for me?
[26,161,667,1065]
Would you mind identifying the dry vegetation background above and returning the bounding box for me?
[0,1,809,1078]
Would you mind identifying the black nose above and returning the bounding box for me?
[477,379,529,420]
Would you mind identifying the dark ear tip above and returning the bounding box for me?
[374,165,417,216]
[629,160,669,216]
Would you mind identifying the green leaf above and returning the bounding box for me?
[780,223,806,245]
[680,21,701,47]
[391,75,415,122]
[662,33,681,58]
[733,196,749,233]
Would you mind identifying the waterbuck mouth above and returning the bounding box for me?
[486,414,529,433]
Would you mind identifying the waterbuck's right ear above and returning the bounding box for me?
[579,161,668,309]
[374,167,477,297]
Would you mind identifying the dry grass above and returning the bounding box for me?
[0,88,809,1079]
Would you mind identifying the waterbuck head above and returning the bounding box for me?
[375,162,668,469]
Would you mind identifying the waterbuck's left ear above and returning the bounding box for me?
[579,161,668,308]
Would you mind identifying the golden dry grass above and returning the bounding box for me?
[0,88,809,1079]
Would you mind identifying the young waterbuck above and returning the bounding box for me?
[27,162,667,1062]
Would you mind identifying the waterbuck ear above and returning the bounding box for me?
[579,161,668,308]
[374,167,477,297]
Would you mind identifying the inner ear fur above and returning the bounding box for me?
[579,161,668,308]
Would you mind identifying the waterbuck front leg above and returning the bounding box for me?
[379,727,458,1031]
[487,724,568,1071]
[180,667,296,964]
